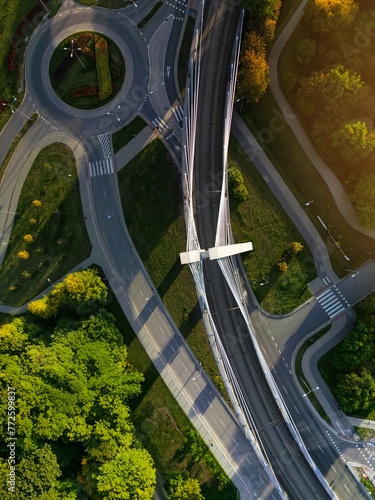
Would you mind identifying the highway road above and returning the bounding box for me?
[1,1,374,498]
[190,0,370,498]
[0,1,282,497]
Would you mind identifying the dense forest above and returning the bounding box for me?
[0,269,156,499]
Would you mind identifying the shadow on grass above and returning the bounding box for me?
[180,302,202,338]
[158,257,183,298]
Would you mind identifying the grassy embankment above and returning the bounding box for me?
[0,143,90,306]
[0,0,61,131]
[242,0,375,276]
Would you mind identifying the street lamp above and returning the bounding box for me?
[106,106,121,122]
[64,174,78,185]
[344,269,359,277]
[107,213,117,218]
[236,96,244,113]
[192,362,202,381]
[63,40,86,70]
[303,386,319,397]
[1,99,32,121]
[303,200,314,206]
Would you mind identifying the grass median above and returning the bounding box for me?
[229,135,316,314]
[0,143,91,306]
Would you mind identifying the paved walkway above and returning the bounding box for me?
[268,0,375,240]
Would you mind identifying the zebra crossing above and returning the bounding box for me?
[88,158,114,178]
[172,105,184,127]
[97,133,112,159]
[321,275,331,286]
[316,285,350,319]
[165,0,187,20]
[152,116,168,132]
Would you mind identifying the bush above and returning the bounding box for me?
[228,163,248,202]
[23,234,33,243]
[17,250,29,260]
[94,35,112,100]
[32,200,42,207]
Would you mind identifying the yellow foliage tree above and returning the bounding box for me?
[238,32,269,104]
[305,0,359,34]
[32,200,42,207]
[17,250,29,260]
[278,261,288,272]
[29,218,37,224]
[23,234,33,244]
[28,296,59,319]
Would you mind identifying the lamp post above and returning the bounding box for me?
[303,386,319,397]
[1,99,32,121]
[303,200,314,206]
[236,96,244,113]
[344,269,359,277]
[64,174,78,185]
[192,362,202,381]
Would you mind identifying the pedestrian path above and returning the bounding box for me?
[97,133,112,158]
[88,158,114,178]
[152,116,168,132]
[315,285,350,319]
[172,105,184,128]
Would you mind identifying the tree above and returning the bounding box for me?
[95,447,156,500]
[334,369,375,413]
[23,234,33,243]
[228,163,248,202]
[169,475,204,500]
[296,38,317,66]
[332,330,374,370]
[0,445,62,500]
[0,318,29,353]
[297,65,363,117]
[32,200,42,207]
[304,0,359,34]
[17,250,29,259]
[278,261,288,272]
[57,268,107,315]
[28,295,59,319]
[28,269,108,318]
[238,31,269,104]
[29,218,37,224]
[350,174,375,231]
[242,0,280,19]
[331,121,375,163]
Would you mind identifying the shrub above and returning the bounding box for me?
[94,35,113,100]
[32,200,42,207]
[23,234,33,243]
[29,218,37,224]
[17,250,29,260]
[278,261,288,272]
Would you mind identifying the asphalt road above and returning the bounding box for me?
[0,1,283,497]
[191,0,369,498]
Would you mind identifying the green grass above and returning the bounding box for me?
[138,1,163,29]
[118,138,230,401]
[239,88,375,278]
[112,115,147,154]
[105,286,237,498]
[178,16,196,92]
[49,32,125,110]
[0,143,91,307]
[294,325,331,423]
[0,0,61,132]
[229,136,316,314]
[0,113,38,185]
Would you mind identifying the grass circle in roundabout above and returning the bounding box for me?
[49,32,125,110]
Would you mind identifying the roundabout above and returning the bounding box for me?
[49,31,126,110]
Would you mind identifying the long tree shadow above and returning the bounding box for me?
[180,301,202,338]
[157,257,183,299]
